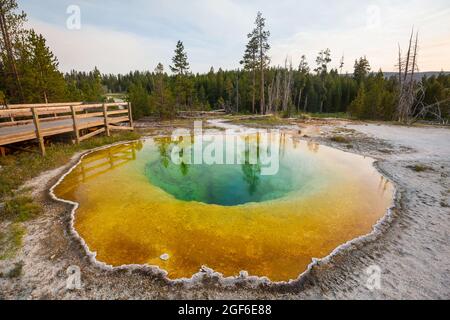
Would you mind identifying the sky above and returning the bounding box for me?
[19,0,450,74]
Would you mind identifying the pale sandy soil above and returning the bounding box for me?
[0,119,449,300]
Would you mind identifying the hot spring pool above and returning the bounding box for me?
[53,133,394,282]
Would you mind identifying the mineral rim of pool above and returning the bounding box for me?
[54,133,394,282]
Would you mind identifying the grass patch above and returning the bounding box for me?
[406,164,434,172]
[333,127,357,134]
[0,224,25,260]
[0,131,140,200]
[301,112,351,119]
[229,116,288,127]
[1,194,42,222]
[329,135,351,144]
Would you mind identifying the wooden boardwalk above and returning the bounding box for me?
[0,102,134,156]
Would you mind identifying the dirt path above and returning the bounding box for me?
[1,120,448,299]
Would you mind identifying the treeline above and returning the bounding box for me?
[99,66,360,117]
[99,55,449,121]
[1,2,449,122]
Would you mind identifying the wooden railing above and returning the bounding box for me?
[0,102,134,156]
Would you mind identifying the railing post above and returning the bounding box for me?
[5,104,15,123]
[31,108,46,156]
[102,103,110,137]
[127,102,134,129]
[70,105,80,144]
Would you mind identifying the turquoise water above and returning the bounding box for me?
[145,136,322,206]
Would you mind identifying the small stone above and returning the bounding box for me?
[160,253,170,261]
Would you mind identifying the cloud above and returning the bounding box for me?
[27,19,176,74]
[21,0,450,74]
[269,0,450,72]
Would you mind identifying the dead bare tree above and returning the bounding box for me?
[267,74,275,114]
[268,68,282,113]
[396,30,418,123]
[396,29,450,125]
[303,95,308,113]
[281,58,293,115]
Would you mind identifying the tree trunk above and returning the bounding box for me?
[275,72,281,112]
[297,88,303,114]
[252,69,256,114]
[0,9,24,102]
[236,73,239,113]
[259,26,265,115]
[260,64,265,115]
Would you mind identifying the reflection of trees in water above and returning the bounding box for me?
[180,162,189,176]
[292,137,300,149]
[154,137,171,168]
[378,175,390,195]
[242,161,261,195]
[153,132,294,194]
[239,132,290,195]
[154,137,190,175]
[241,135,262,195]
[280,133,287,158]
[307,141,319,153]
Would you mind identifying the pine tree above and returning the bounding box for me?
[150,63,174,119]
[254,12,270,114]
[83,67,104,102]
[349,84,366,118]
[21,30,67,103]
[170,40,190,108]
[128,82,150,119]
[314,49,331,75]
[224,77,234,108]
[353,56,371,84]
[298,55,309,74]
[241,30,258,113]
[170,40,189,75]
[65,68,105,102]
